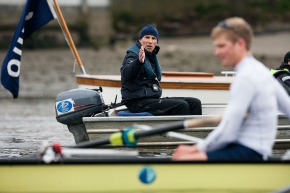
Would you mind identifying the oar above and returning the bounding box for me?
[39,141,139,163]
[70,115,222,149]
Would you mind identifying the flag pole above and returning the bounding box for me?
[52,0,86,75]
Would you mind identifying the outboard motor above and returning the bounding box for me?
[55,87,106,143]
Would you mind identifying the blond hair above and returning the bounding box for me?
[211,17,253,50]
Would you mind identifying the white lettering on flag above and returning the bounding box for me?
[7,31,24,78]
[25,12,33,20]
[13,47,22,56]
[7,59,21,77]
[6,11,30,78]
[17,37,23,44]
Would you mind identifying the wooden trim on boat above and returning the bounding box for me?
[160,82,230,90]
[162,71,214,78]
[77,76,121,87]
[76,73,232,90]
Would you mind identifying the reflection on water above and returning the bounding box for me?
[0,98,75,158]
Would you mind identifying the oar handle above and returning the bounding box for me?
[186,116,222,128]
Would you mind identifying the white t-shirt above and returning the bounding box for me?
[198,55,290,157]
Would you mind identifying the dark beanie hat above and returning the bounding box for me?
[284,51,290,63]
[139,24,159,41]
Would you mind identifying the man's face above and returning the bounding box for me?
[213,34,240,68]
[139,35,157,52]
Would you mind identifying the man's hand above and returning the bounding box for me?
[172,144,207,161]
[139,46,145,63]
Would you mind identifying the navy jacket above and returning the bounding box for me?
[120,41,162,104]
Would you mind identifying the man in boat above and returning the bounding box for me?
[270,51,290,96]
[120,24,202,115]
[172,17,290,161]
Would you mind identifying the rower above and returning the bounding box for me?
[172,17,290,161]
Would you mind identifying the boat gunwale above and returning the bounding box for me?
[86,126,290,133]
[83,114,288,122]
[83,115,219,122]
[0,157,289,165]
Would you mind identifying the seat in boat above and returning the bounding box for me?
[108,105,154,116]
[118,111,153,116]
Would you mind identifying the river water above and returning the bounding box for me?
[0,98,75,158]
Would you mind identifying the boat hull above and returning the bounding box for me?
[1,158,290,193]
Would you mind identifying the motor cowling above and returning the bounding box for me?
[55,88,106,143]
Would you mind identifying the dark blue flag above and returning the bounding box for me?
[1,0,56,98]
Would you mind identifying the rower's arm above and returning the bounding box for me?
[198,77,255,152]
